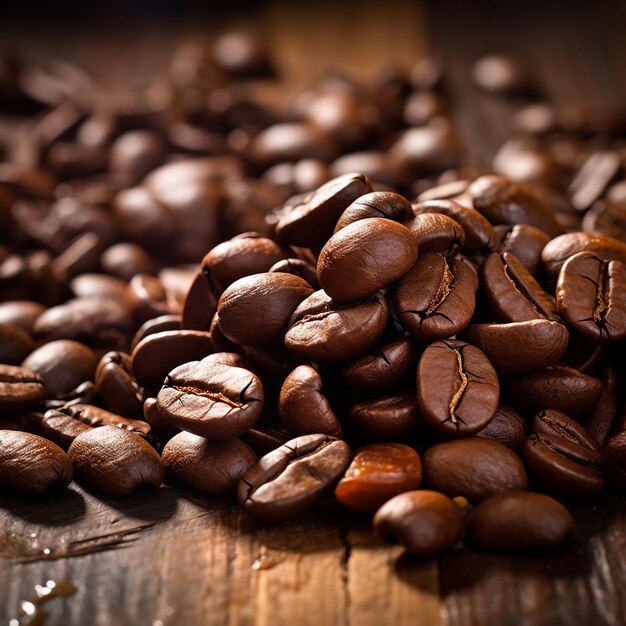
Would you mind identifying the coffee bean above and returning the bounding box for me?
[317,218,418,303]
[70,273,128,300]
[68,425,164,497]
[0,364,46,413]
[0,430,73,494]
[182,269,218,331]
[101,242,159,281]
[130,314,182,352]
[417,340,499,437]
[143,397,179,441]
[496,224,550,277]
[217,272,313,345]
[109,130,166,184]
[423,438,528,502]
[240,426,290,457]
[125,273,173,324]
[237,433,350,522]
[475,405,526,450]
[285,290,388,361]
[396,253,477,340]
[41,409,93,450]
[402,212,465,256]
[334,191,412,232]
[467,492,575,551]
[162,431,257,495]
[157,361,263,439]
[0,323,34,364]
[268,258,320,289]
[335,443,422,513]
[462,320,569,375]
[0,300,45,333]
[586,367,619,447]
[373,490,464,557]
[603,431,626,491]
[472,55,534,95]
[556,251,626,343]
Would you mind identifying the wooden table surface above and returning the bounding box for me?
[1,1,626,624]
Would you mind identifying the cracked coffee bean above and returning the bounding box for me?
[417,340,499,437]
[157,361,263,439]
[237,433,350,523]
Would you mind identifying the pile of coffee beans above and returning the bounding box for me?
[1,37,625,559]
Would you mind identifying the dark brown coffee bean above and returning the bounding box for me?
[480,252,560,323]
[217,273,313,346]
[350,391,423,440]
[68,425,164,497]
[503,363,603,421]
[462,320,569,375]
[472,55,534,95]
[94,351,143,419]
[522,410,604,497]
[285,290,388,362]
[157,361,263,439]
[182,269,218,331]
[0,430,73,494]
[237,433,350,523]
[422,438,528,502]
[402,212,465,256]
[374,490,464,557]
[496,224,550,277]
[268,258,319,289]
[556,251,626,343]
[58,403,153,441]
[583,196,626,241]
[41,409,93,450]
[279,365,342,437]
[569,150,621,211]
[70,273,128,300]
[317,218,418,303]
[586,367,618,447]
[396,253,477,340]
[43,380,97,412]
[0,323,34,364]
[334,191,412,232]
[143,397,179,440]
[542,232,626,279]
[417,340,499,437]
[109,130,166,184]
[475,405,526,450]
[101,242,159,281]
[240,426,290,457]
[335,444,422,514]
[340,337,416,391]
[130,314,182,352]
[22,339,97,397]
[467,492,575,551]
[131,329,214,389]
[603,432,626,491]
[275,172,371,248]
[0,411,43,434]
[162,432,257,495]
[0,300,45,333]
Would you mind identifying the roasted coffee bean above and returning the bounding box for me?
[241,343,301,381]
[285,290,388,361]
[130,314,182,351]
[275,172,371,248]
[496,224,550,277]
[0,323,34,364]
[522,410,604,497]
[403,91,447,126]
[201,352,252,371]
[335,443,422,513]
[417,340,499,437]
[131,329,214,389]
[162,432,257,495]
[472,54,534,95]
[396,253,477,340]
[157,361,263,439]
[240,426,290,457]
[402,212,465,256]
[143,397,179,440]
[0,364,46,412]
[41,409,93,450]
[94,351,143,418]
[101,242,159,281]
[503,363,603,421]
[475,405,526,450]
[334,191,412,232]
[217,273,313,345]
[422,438,528,502]
[349,391,423,441]
[109,130,166,184]
[268,258,320,289]
[279,365,342,437]
[318,218,417,303]
[542,232,626,279]
[373,490,464,557]
[125,273,173,324]
[467,492,575,551]
[68,426,164,497]
[556,251,626,343]
[22,339,97,397]
[237,433,350,523]
[340,337,416,391]
[70,273,128,299]
[480,252,560,323]
[182,269,218,331]
[58,403,153,441]
[0,430,73,494]
[462,320,569,375]
[586,367,619,446]
[583,196,626,241]
[603,432,626,491]
[0,300,45,333]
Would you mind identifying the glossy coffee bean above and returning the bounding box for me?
[68,426,164,497]
[333,191,412,232]
[279,365,342,437]
[162,431,257,495]
[0,300,45,333]
[0,430,73,494]
[217,273,313,345]
[475,405,526,450]
[417,340,499,437]
[131,314,182,351]
[317,218,418,303]
[0,323,34,364]
[182,270,218,331]
[143,397,179,441]
[422,438,528,502]
[0,364,46,413]
[157,361,263,439]
[94,351,143,419]
[467,492,575,551]
[522,410,605,497]
[285,290,388,361]
[556,251,626,343]
[41,409,93,450]
[237,434,350,523]
[462,320,569,375]
[396,253,477,340]
[496,223,550,277]
[402,212,465,256]
[374,490,464,557]
[268,258,320,289]
[335,443,422,513]
[603,432,626,491]
[503,363,603,421]
[70,273,128,300]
